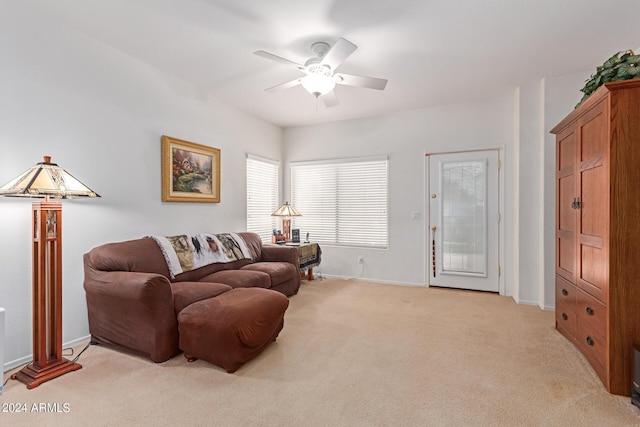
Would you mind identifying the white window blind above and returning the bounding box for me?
[246,154,279,242]
[291,156,388,248]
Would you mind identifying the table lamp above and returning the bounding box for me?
[271,201,301,241]
[0,156,100,389]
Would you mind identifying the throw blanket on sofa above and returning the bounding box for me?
[150,233,252,279]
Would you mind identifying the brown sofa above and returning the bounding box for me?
[83,232,300,363]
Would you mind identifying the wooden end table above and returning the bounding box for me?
[285,242,321,281]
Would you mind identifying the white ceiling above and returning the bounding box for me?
[30,0,640,127]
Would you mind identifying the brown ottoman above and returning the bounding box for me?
[177,287,289,373]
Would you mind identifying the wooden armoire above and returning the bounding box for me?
[551,78,640,396]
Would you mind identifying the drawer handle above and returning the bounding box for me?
[586,336,594,346]
[561,313,568,321]
[561,288,568,296]
[585,306,594,316]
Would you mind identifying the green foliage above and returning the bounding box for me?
[577,50,640,107]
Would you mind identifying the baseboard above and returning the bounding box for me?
[3,335,91,372]
[321,274,424,287]
[511,295,550,309]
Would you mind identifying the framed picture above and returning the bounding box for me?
[161,135,220,202]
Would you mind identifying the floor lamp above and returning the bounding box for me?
[0,156,100,389]
[272,201,301,241]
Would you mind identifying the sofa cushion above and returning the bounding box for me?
[171,282,232,314]
[200,270,271,289]
[173,259,253,283]
[240,262,297,287]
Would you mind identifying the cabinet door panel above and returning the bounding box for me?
[579,234,606,301]
[556,127,577,281]
[577,100,609,300]
[558,237,575,275]
[558,130,576,170]
[581,166,607,237]
[559,177,575,231]
[580,116,606,163]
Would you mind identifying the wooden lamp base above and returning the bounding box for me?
[12,200,83,389]
[12,358,81,389]
[282,218,291,241]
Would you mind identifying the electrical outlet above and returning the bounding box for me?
[358,256,364,265]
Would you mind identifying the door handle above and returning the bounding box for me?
[571,197,581,209]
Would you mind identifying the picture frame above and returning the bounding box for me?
[161,135,220,203]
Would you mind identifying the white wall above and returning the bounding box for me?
[284,73,589,309]
[513,82,544,305]
[0,5,282,368]
[283,95,516,290]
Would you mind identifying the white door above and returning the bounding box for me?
[428,150,500,292]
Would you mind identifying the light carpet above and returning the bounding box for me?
[2,279,639,426]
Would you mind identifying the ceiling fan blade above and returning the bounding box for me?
[254,50,306,71]
[321,38,357,70]
[265,78,303,93]
[322,90,340,108]
[335,73,388,90]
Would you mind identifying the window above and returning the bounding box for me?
[291,156,388,248]
[246,154,279,242]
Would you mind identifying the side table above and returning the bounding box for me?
[286,242,322,281]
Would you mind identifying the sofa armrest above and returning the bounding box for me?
[83,258,179,362]
[261,245,299,271]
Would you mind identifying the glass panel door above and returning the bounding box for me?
[428,150,499,292]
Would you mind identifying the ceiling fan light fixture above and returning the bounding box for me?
[301,74,335,97]
[301,64,335,96]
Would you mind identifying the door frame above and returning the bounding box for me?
[424,146,505,295]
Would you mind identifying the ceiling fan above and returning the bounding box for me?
[254,38,387,108]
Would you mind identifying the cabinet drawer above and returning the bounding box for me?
[555,300,577,338]
[576,321,607,383]
[576,290,606,338]
[556,275,577,309]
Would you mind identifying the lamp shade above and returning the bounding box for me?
[272,201,301,217]
[0,156,100,199]
[301,74,336,97]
